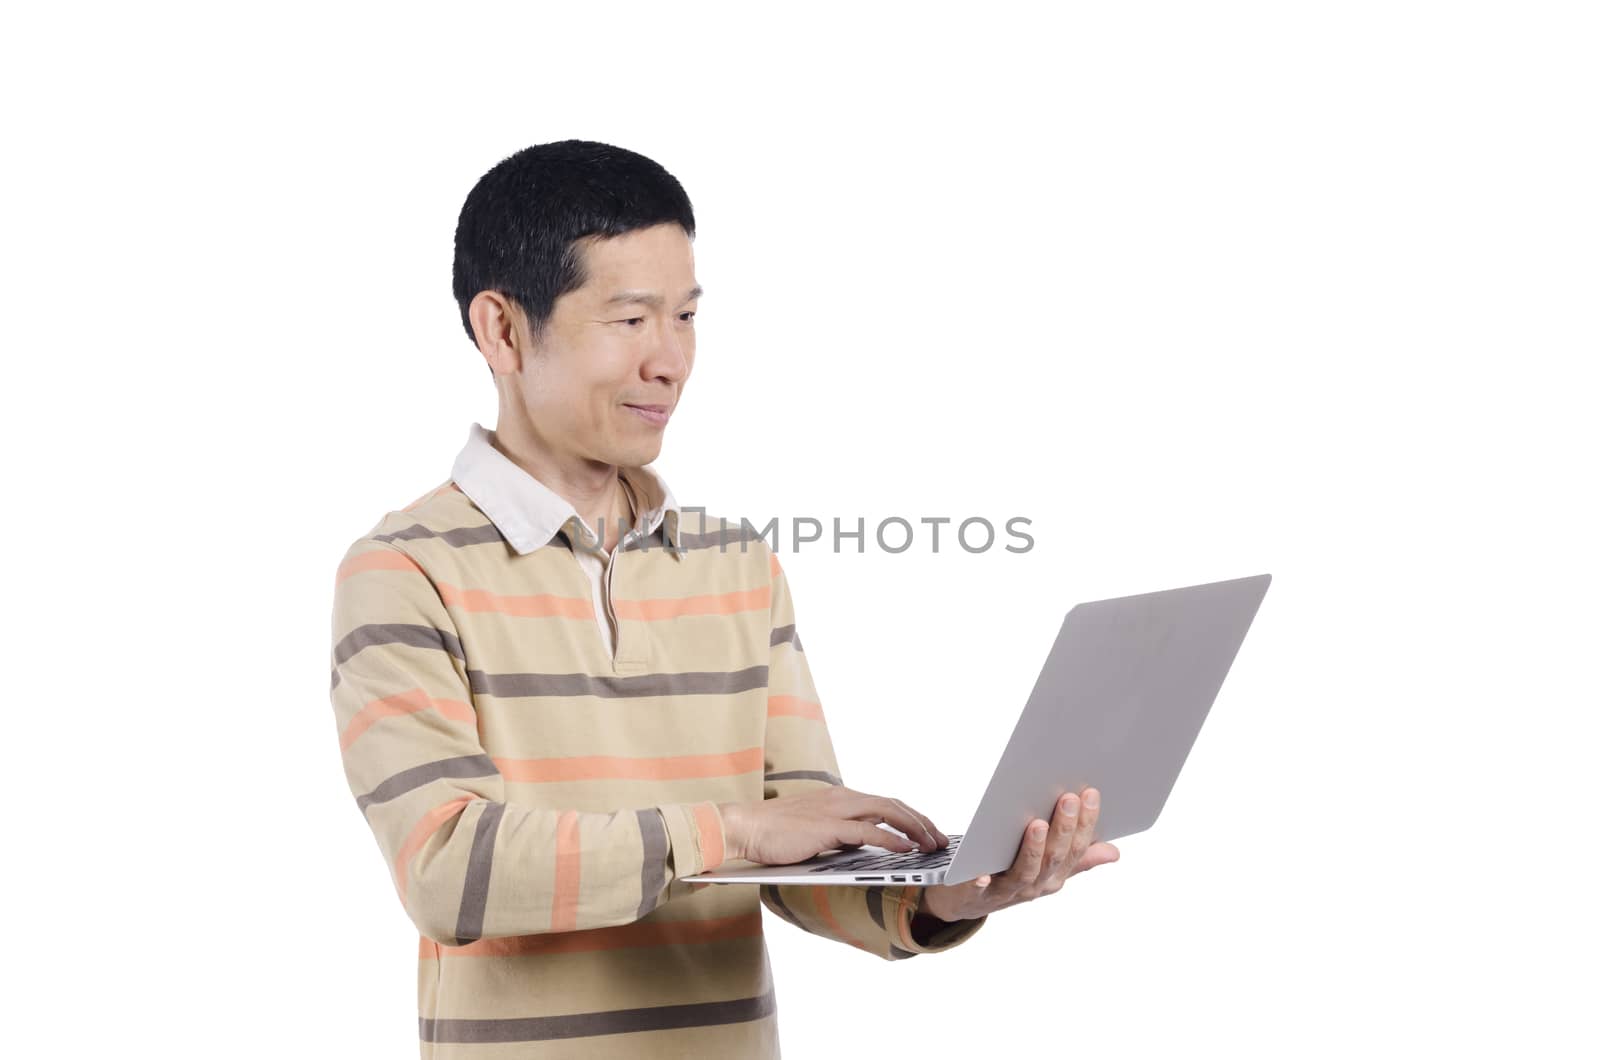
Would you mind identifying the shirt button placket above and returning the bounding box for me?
[607,531,624,670]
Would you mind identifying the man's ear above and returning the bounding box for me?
[469,290,525,378]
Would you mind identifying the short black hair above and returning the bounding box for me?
[451,140,696,357]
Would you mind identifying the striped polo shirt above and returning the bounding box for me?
[328,433,987,1058]
[449,422,680,658]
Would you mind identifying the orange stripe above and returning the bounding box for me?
[693,802,725,869]
[550,810,581,933]
[437,582,595,619]
[336,549,423,584]
[402,482,451,511]
[340,688,476,752]
[394,796,476,903]
[769,551,782,578]
[812,888,869,952]
[493,746,764,784]
[613,586,770,621]
[421,911,764,958]
[767,695,825,721]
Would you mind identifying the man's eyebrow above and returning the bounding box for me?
[602,285,703,308]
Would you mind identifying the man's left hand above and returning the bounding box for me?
[917,787,1119,924]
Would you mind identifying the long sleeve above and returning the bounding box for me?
[757,546,987,960]
[329,539,728,945]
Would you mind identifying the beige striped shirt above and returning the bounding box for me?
[328,426,986,1057]
[450,423,672,658]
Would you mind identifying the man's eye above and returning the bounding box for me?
[679,311,696,322]
[619,317,644,327]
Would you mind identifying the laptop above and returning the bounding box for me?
[684,573,1271,887]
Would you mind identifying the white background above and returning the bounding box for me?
[5,2,1596,1056]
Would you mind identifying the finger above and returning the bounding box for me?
[889,797,946,849]
[1039,792,1080,882]
[867,797,939,851]
[851,820,918,852]
[899,798,950,847]
[997,817,1050,895]
[1072,841,1121,875]
[878,798,938,850]
[1067,787,1100,868]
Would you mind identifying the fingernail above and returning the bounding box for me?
[1032,822,1047,839]
[1085,790,1099,809]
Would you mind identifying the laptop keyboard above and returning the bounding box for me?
[810,834,963,872]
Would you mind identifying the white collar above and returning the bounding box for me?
[449,422,683,556]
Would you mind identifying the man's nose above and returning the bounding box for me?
[646,319,691,380]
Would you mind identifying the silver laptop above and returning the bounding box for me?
[685,573,1271,887]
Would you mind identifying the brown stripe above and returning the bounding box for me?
[865,885,886,930]
[770,623,804,651]
[355,753,499,813]
[765,769,842,786]
[620,525,679,555]
[888,944,918,960]
[454,801,504,944]
[425,910,762,958]
[330,623,465,690]
[467,665,768,699]
[635,808,668,919]
[674,524,766,552]
[375,521,506,548]
[418,987,777,1043]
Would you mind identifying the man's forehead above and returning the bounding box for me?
[599,284,703,309]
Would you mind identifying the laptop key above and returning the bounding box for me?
[805,836,961,873]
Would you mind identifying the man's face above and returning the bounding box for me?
[505,222,699,468]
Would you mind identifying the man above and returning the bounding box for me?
[329,139,1120,1057]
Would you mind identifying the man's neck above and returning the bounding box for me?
[488,422,633,553]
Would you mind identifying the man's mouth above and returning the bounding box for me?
[624,404,670,426]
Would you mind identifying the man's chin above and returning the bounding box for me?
[610,440,664,468]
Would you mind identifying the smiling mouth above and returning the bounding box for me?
[624,404,670,425]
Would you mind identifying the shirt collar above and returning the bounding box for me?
[450,422,683,557]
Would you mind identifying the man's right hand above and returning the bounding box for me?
[716,787,949,866]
